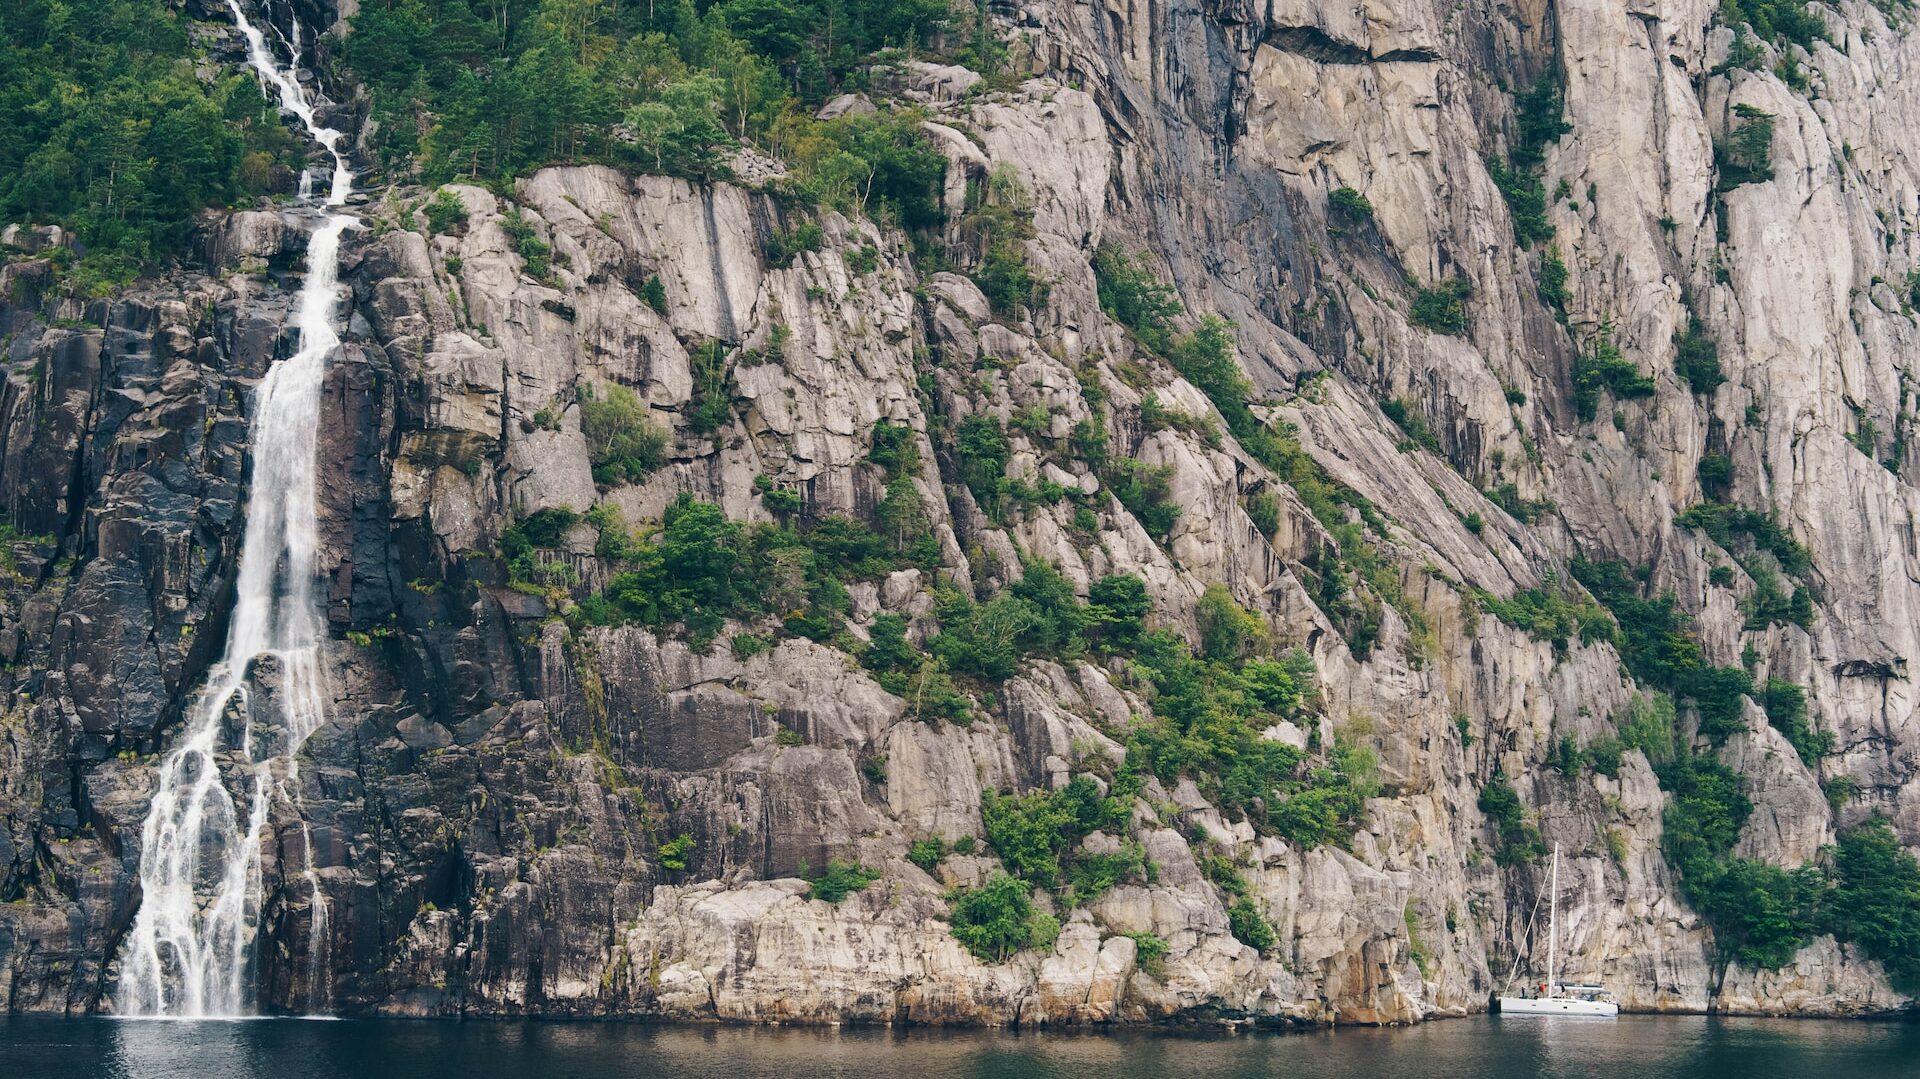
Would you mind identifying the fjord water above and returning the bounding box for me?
[115,0,352,1017]
[3,1015,1917,1079]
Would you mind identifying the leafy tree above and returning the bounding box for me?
[579,383,669,485]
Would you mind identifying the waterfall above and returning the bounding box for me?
[116,0,354,1018]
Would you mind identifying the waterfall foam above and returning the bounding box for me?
[116,0,353,1018]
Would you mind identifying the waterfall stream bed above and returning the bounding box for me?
[114,0,352,1018]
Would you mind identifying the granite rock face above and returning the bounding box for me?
[2,0,1919,1026]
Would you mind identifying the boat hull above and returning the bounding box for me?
[1496,996,1618,1017]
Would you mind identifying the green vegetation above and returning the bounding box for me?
[908,837,949,873]
[579,382,669,486]
[1380,398,1442,453]
[962,165,1046,317]
[1478,772,1546,865]
[1093,244,1181,353]
[1827,818,1920,992]
[1328,186,1375,225]
[1675,502,1812,578]
[1410,278,1473,335]
[1573,556,1755,739]
[804,859,881,902]
[568,492,935,647]
[0,0,298,291]
[1126,931,1170,975]
[1674,315,1726,395]
[1759,679,1829,764]
[343,0,959,210]
[657,833,696,871]
[945,873,1060,962]
[1538,246,1571,314]
[424,189,470,234]
[1718,0,1827,49]
[1473,578,1615,653]
[1572,327,1656,422]
[1718,105,1777,190]
[1486,72,1572,251]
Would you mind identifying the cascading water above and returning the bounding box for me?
[116,0,353,1018]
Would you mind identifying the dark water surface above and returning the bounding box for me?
[4,1013,1917,1079]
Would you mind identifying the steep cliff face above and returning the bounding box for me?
[2,0,1918,1025]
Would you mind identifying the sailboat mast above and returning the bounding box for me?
[1547,842,1558,996]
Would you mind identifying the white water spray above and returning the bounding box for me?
[116,0,353,1018]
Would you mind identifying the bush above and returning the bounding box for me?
[1380,398,1442,453]
[1196,585,1266,663]
[1127,932,1171,975]
[1473,583,1615,652]
[1674,316,1725,395]
[1247,492,1281,538]
[908,837,948,873]
[579,383,668,486]
[1760,679,1830,763]
[1093,244,1181,352]
[501,207,552,278]
[765,220,825,267]
[1718,104,1776,190]
[1572,327,1656,421]
[981,775,1131,890]
[1478,773,1546,865]
[946,874,1053,962]
[1620,693,1678,765]
[1227,897,1276,951]
[1410,278,1473,334]
[1828,817,1920,992]
[639,274,669,315]
[424,189,469,234]
[1111,458,1182,541]
[1328,186,1375,223]
[657,834,695,872]
[805,859,881,903]
[1538,246,1571,312]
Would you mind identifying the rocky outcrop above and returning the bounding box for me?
[2,0,1919,1027]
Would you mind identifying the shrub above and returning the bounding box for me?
[1619,693,1678,765]
[946,874,1053,962]
[501,207,552,278]
[1111,459,1182,541]
[1760,679,1830,763]
[1572,327,1656,421]
[1380,398,1442,452]
[1478,773,1546,865]
[1410,277,1473,334]
[657,834,695,872]
[424,189,469,234]
[1538,245,1571,312]
[1093,244,1181,352]
[1674,316,1725,395]
[639,273,669,314]
[1473,583,1616,652]
[1328,186,1375,223]
[1227,897,1276,951]
[1196,585,1266,663]
[1718,104,1776,190]
[981,775,1130,890]
[908,837,948,873]
[765,220,824,267]
[1828,817,1920,992]
[1247,492,1281,538]
[579,383,668,486]
[805,859,881,903]
[1127,932,1171,975]
[1697,453,1733,499]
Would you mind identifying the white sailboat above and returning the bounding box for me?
[1496,842,1619,1017]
